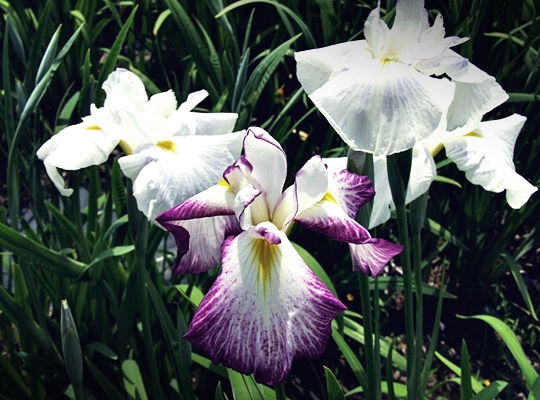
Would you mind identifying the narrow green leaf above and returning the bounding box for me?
[231,47,250,113]
[459,315,540,389]
[86,342,118,360]
[528,377,540,400]
[471,381,508,400]
[507,93,540,102]
[0,349,31,399]
[7,17,27,66]
[435,351,484,393]
[86,246,135,269]
[55,91,80,133]
[228,369,265,400]
[215,381,226,400]
[460,340,473,400]
[85,357,124,400]
[3,19,15,144]
[191,353,228,379]
[35,25,61,85]
[434,175,463,188]
[426,218,469,250]
[122,360,149,400]
[175,284,204,308]
[331,321,369,391]
[500,252,538,320]
[95,6,138,105]
[111,159,127,218]
[153,9,172,36]
[324,366,346,400]
[0,223,87,278]
[216,0,316,48]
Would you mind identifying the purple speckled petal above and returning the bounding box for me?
[243,127,287,210]
[327,170,374,219]
[294,196,372,244]
[184,231,346,386]
[156,181,235,225]
[349,239,403,278]
[169,216,241,274]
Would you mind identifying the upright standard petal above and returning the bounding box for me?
[184,231,346,386]
[307,59,455,155]
[243,127,288,210]
[443,114,537,208]
[102,69,148,114]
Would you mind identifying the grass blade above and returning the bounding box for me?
[500,251,538,320]
[324,366,346,400]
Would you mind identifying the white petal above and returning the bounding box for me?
[308,59,455,155]
[165,216,241,274]
[295,41,373,95]
[369,156,393,229]
[322,157,348,173]
[42,160,73,196]
[392,0,429,43]
[446,78,509,131]
[405,142,437,204]
[234,185,263,230]
[143,90,177,118]
[179,89,209,113]
[37,123,119,170]
[184,231,346,385]
[186,112,239,136]
[102,68,147,113]
[243,128,287,211]
[119,131,245,219]
[443,114,537,208]
[364,4,389,58]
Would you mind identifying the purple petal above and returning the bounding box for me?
[349,239,403,278]
[184,232,346,385]
[327,170,374,219]
[167,216,241,274]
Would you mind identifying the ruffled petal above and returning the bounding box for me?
[165,216,241,274]
[405,142,437,204]
[37,123,119,171]
[248,221,282,245]
[369,156,393,229]
[243,127,287,210]
[308,59,455,155]
[322,157,348,173]
[184,231,346,386]
[294,194,372,244]
[443,114,537,208]
[143,90,177,118]
[42,160,73,196]
[327,169,374,219]
[102,68,148,114]
[446,78,508,131]
[186,112,239,136]
[123,131,244,220]
[349,238,403,277]
[234,185,263,230]
[392,0,429,43]
[295,41,373,95]
[364,3,389,58]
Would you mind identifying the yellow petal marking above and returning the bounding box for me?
[321,190,339,204]
[84,125,102,131]
[217,178,230,188]
[252,238,278,295]
[118,140,133,155]
[157,140,175,152]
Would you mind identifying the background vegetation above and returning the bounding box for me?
[1,0,539,399]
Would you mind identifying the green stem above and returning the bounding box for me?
[275,383,286,400]
[135,218,164,400]
[394,203,415,399]
[412,232,424,399]
[358,272,380,400]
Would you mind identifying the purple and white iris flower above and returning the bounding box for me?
[37,68,245,219]
[295,0,497,156]
[156,127,402,385]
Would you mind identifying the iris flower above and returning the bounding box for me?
[364,78,537,228]
[295,0,496,156]
[37,69,245,219]
[156,127,402,385]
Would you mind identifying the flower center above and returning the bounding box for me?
[253,238,278,291]
[157,140,175,152]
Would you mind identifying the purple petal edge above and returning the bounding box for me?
[349,238,403,278]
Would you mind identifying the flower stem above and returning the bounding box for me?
[394,203,416,399]
[275,383,286,400]
[358,272,380,400]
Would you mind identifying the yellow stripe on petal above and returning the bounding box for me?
[253,238,278,293]
[84,124,102,131]
[157,140,175,152]
[464,131,483,138]
[118,140,133,155]
[321,191,339,204]
[217,178,230,188]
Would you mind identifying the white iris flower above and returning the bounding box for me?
[37,69,245,219]
[295,0,497,156]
